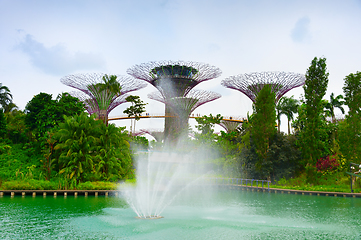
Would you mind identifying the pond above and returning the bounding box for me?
[1,187,360,239]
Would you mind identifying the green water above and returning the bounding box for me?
[1,188,361,239]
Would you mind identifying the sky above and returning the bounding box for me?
[1,0,361,135]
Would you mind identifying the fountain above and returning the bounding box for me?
[120,149,211,219]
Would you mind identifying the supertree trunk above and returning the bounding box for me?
[128,61,222,144]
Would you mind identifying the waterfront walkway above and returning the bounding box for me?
[1,185,360,198]
[108,113,246,123]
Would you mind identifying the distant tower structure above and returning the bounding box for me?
[221,71,305,103]
[127,61,222,143]
[218,120,242,133]
[139,129,164,142]
[60,73,147,125]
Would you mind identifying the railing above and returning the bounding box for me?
[108,114,246,123]
[346,162,361,193]
[207,177,270,191]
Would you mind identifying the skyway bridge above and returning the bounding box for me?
[108,113,246,123]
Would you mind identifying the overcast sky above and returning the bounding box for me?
[1,0,360,134]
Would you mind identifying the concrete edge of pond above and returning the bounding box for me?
[0,190,117,197]
[0,185,360,198]
[222,184,361,198]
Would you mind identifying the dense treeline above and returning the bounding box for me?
[191,57,361,191]
[0,56,361,191]
[0,91,135,189]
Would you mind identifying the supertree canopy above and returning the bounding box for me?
[221,71,305,102]
[127,61,222,143]
[218,120,242,133]
[69,91,128,116]
[139,129,164,142]
[127,61,221,98]
[61,73,147,124]
[148,89,221,117]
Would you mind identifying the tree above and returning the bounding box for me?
[0,83,13,110]
[88,74,122,125]
[276,99,286,133]
[123,95,147,134]
[266,132,303,181]
[251,85,277,177]
[56,92,85,118]
[277,96,299,134]
[54,112,133,183]
[25,92,54,138]
[129,135,149,151]
[55,113,100,184]
[194,114,223,143]
[25,92,85,139]
[95,123,132,181]
[100,74,122,95]
[339,72,361,165]
[3,102,18,114]
[195,114,223,135]
[41,131,57,180]
[324,93,344,124]
[0,109,7,139]
[292,103,306,133]
[5,110,28,144]
[299,57,329,182]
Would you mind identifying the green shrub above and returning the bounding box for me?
[0,179,57,190]
[77,181,118,190]
[0,144,43,180]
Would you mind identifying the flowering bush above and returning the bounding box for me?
[316,154,339,172]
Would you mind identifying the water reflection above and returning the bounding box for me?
[1,189,360,239]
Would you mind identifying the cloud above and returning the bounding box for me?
[16,34,105,76]
[291,17,311,43]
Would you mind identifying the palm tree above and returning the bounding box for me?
[0,83,13,110]
[55,113,101,183]
[277,96,299,134]
[95,123,132,181]
[87,74,122,125]
[3,102,18,113]
[101,74,121,95]
[276,100,286,133]
[324,93,344,123]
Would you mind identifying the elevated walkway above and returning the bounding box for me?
[108,114,246,123]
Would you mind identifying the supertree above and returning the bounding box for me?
[69,91,128,116]
[218,120,242,133]
[148,89,221,141]
[60,73,147,125]
[221,71,305,103]
[139,129,164,142]
[127,61,222,143]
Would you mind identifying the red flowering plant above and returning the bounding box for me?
[316,154,340,173]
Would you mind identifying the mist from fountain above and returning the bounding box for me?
[120,149,211,219]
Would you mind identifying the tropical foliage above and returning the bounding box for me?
[339,72,361,166]
[298,57,329,182]
[250,85,277,174]
[324,93,344,124]
[55,113,132,183]
[1,57,361,192]
[0,83,13,110]
[87,74,122,125]
[276,96,299,134]
[123,95,147,133]
[25,92,85,139]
